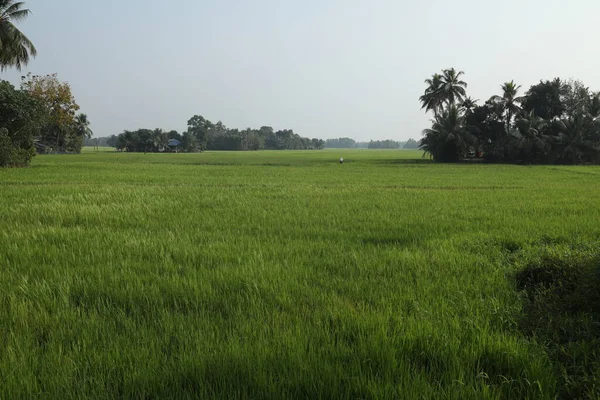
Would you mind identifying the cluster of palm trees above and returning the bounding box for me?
[419,69,600,164]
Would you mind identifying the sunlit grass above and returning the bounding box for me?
[1,150,599,398]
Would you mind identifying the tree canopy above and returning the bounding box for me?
[21,74,90,154]
[0,0,36,70]
[419,68,600,164]
[0,80,44,166]
[114,116,325,153]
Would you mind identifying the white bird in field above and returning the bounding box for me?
[340,157,344,164]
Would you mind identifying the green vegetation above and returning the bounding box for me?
[324,137,360,148]
[403,138,420,149]
[367,140,403,149]
[0,73,92,164]
[115,118,326,153]
[1,149,599,399]
[419,69,600,164]
[1,2,91,160]
[0,0,36,70]
[324,138,409,149]
[0,80,44,166]
[21,73,92,154]
[1,3,598,397]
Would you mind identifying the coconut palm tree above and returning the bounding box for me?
[509,110,549,162]
[439,68,467,106]
[490,81,523,134]
[588,92,600,119]
[420,105,476,162]
[0,1,36,71]
[419,73,444,116]
[74,113,93,139]
[461,97,478,115]
[555,113,600,164]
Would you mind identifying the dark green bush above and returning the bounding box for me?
[0,128,35,167]
[0,80,44,167]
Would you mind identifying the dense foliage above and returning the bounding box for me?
[403,139,420,149]
[0,0,36,70]
[324,137,357,148]
[367,140,404,149]
[0,80,44,166]
[419,69,600,164]
[115,129,188,153]
[323,138,402,149]
[21,74,91,154]
[114,116,325,152]
[0,75,91,165]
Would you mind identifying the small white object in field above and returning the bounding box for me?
[340,157,344,164]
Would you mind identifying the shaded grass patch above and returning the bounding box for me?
[514,243,600,399]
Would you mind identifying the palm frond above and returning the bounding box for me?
[0,0,35,70]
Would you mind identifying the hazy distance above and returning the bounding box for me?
[3,0,600,141]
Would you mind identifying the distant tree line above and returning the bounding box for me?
[324,137,413,149]
[112,116,325,153]
[324,137,357,148]
[368,140,404,149]
[85,136,117,148]
[419,68,600,164]
[403,139,420,149]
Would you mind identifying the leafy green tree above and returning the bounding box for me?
[0,80,44,166]
[241,129,264,151]
[21,73,83,152]
[561,80,592,118]
[0,0,36,70]
[115,130,139,152]
[421,105,475,162]
[167,130,182,141]
[187,115,213,150]
[311,138,325,150]
[181,131,198,152]
[521,79,564,120]
[0,127,32,166]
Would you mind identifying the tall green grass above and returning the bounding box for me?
[1,150,599,399]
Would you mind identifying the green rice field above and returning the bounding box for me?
[0,149,599,399]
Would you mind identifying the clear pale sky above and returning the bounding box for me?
[2,0,599,141]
